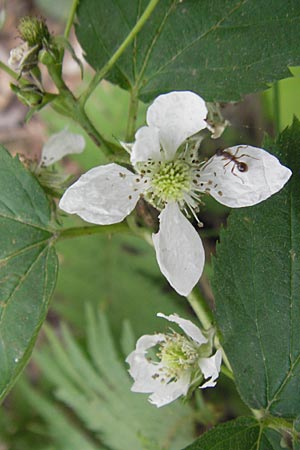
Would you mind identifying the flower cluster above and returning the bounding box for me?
[126,313,222,407]
[58,90,292,407]
[59,91,292,296]
[8,16,52,74]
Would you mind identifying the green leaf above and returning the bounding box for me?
[212,119,300,417]
[29,312,195,450]
[183,417,283,450]
[76,0,300,102]
[0,146,57,401]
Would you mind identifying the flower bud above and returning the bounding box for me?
[10,83,44,107]
[38,48,55,66]
[18,16,50,48]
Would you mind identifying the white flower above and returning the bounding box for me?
[8,42,30,71]
[40,128,85,167]
[126,312,222,407]
[59,91,292,296]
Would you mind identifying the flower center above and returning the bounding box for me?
[151,160,191,202]
[137,159,193,208]
[157,334,199,379]
[135,144,207,219]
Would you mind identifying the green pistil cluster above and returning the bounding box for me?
[18,16,51,48]
[149,160,191,203]
[158,334,199,378]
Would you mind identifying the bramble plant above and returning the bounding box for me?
[0,1,300,449]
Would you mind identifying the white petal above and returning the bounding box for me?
[199,349,222,389]
[146,91,208,160]
[126,333,165,371]
[149,371,191,407]
[200,145,292,207]
[126,334,166,393]
[152,202,205,296]
[59,163,141,224]
[157,313,207,345]
[8,42,29,70]
[41,129,85,167]
[130,126,161,165]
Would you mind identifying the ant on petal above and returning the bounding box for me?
[215,146,259,181]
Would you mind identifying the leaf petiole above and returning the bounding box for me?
[79,0,160,107]
[64,0,79,40]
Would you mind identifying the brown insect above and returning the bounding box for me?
[216,146,253,177]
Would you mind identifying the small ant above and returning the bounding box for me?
[216,147,249,175]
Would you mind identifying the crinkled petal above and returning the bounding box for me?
[41,129,85,167]
[199,145,292,207]
[146,91,208,160]
[59,163,142,224]
[8,42,29,70]
[130,362,165,394]
[149,371,191,407]
[199,349,222,389]
[157,313,207,345]
[130,126,161,165]
[126,334,166,393]
[152,202,205,296]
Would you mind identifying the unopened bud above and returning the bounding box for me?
[18,16,50,48]
[38,48,55,66]
[10,83,44,107]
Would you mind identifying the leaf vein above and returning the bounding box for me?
[0,244,49,324]
[140,0,248,88]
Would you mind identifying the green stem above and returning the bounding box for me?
[64,0,79,39]
[273,82,280,136]
[187,287,214,330]
[126,88,139,141]
[51,93,109,152]
[79,0,159,106]
[57,222,130,241]
[0,60,27,85]
[187,287,234,379]
[221,365,234,381]
[48,66,112,154]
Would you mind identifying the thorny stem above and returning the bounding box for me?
[64,0,79,40]
[47,63,113,155]
[0,37,114,155]
[79,0,160,106]
[57,222,130,241]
